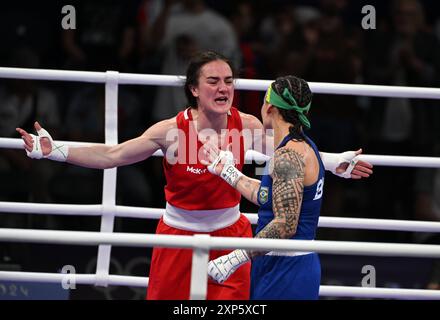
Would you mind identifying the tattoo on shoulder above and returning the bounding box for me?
[251,148,306,257]
[273,147,305,180]
[270,148,305,237]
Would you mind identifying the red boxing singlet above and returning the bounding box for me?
[163,107,245,211]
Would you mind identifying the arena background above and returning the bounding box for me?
[0,0,439,299]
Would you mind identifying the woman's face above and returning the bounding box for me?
[191,60,234,115]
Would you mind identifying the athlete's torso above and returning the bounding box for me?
[256,134,325,240]
[163,107,245,210]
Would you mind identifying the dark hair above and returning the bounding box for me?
[271,75,313,141]
[184,51,236,108]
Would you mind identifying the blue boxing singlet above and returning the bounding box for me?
[251,133,325,300]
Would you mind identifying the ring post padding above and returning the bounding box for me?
[189,234,211,300]
[95,71,119,287]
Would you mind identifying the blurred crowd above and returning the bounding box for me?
[0,0,439,291]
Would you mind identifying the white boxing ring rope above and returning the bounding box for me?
[0,67,439,300]
[1,202,440,233]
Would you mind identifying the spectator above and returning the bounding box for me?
[364,0,440,229]
[300,0,365,224]
[61,0,140,72]
[149,0,240,120]
[229,1,261,117]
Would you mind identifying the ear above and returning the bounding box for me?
[190,85,199,98]
[266,104,275,114]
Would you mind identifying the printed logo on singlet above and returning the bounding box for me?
[313,178,324,200]
[186,166,207,175]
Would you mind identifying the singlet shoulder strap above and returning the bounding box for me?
[228,107,243,131]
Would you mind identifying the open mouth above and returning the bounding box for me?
[214,97,228,104]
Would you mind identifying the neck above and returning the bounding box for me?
[273,120,292,148]
[193,108,228,133]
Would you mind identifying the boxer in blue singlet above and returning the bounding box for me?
[204,75,325,299]
[250,130,324,300]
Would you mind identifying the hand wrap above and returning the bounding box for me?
[26,128,68,162]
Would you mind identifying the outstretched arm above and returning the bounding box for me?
[240,112,373,179]
[16,119,175,169]
[201,142,261,206]
[320,149,373,179]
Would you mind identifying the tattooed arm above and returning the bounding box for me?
[201,141,261,205]
[234,176,261,206]
[207,145,306,283]
[249,146,305,258]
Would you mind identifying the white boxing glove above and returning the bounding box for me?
[26,128,69,162]
[207,150,243,187]
[321,151,359,179]
[207,249,250,284]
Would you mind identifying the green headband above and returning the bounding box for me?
[265,85,311,129]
